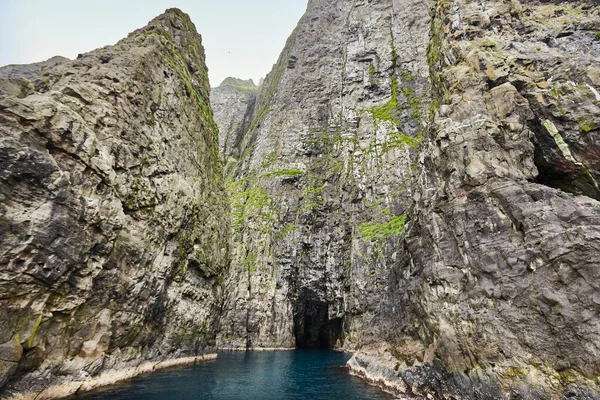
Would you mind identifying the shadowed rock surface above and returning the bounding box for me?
[0,9,229,399]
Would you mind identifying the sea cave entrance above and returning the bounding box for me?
[293,299,343,349]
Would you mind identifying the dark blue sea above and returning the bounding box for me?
[68,350,398,399]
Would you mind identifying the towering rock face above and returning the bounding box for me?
[0,9,229,399]
[217,0,430,350]
[350,0,600,399]
[1,1,599,398]
[210,77,258,164]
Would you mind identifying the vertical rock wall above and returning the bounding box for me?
[350,1,600,399]
[0,9,229,399]
[217,0,431,351]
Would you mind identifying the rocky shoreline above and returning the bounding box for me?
[347,345,414,398]
[4,354,217,400]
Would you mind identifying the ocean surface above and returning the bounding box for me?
[68,350,398,400]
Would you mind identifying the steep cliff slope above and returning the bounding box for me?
[217,0,430,350]
[350,0,600,399]
[0,9,229,399]
[2,1,598,398]
[210,77,258,165]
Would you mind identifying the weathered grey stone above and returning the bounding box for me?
[2,0,600,398]
[0,8,229,398]
[210,77,257,165]
[217,0,430,351]
[350,0,600,398]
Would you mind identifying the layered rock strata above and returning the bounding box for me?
[0,9,228,399]
[350,0,600,399]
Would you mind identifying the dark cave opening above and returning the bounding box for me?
[293,299,343,349]
[530,119,600,201]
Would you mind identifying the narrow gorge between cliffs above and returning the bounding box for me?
[1,0,600,399]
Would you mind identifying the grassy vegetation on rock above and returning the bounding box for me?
[359,215,407,240]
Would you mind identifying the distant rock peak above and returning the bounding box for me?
[218,77,257,89]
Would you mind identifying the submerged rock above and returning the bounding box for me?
[0,8,229,399]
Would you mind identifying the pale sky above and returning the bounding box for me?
[0,0,308,87]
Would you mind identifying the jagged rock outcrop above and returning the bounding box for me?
[217,0,429,351]
[349,0,600,399]
[2,0,599,398]
[211,78,258,165]
[0,9,229,399]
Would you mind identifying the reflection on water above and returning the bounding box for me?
[69,350,398,400]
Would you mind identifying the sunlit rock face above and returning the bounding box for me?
[0,9,229,399]
[350,1,600,399]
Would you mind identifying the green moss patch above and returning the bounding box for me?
[580,120,597,133]
[359,215,407,240]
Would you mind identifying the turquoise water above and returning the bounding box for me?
[69,350,397,400]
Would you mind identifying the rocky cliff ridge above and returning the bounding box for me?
[214,0,600,398]
[210,77,258,166]
[348,0,600,399]
[213,0,429,352]
[0,9,229,399]
[1,1,600,399]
